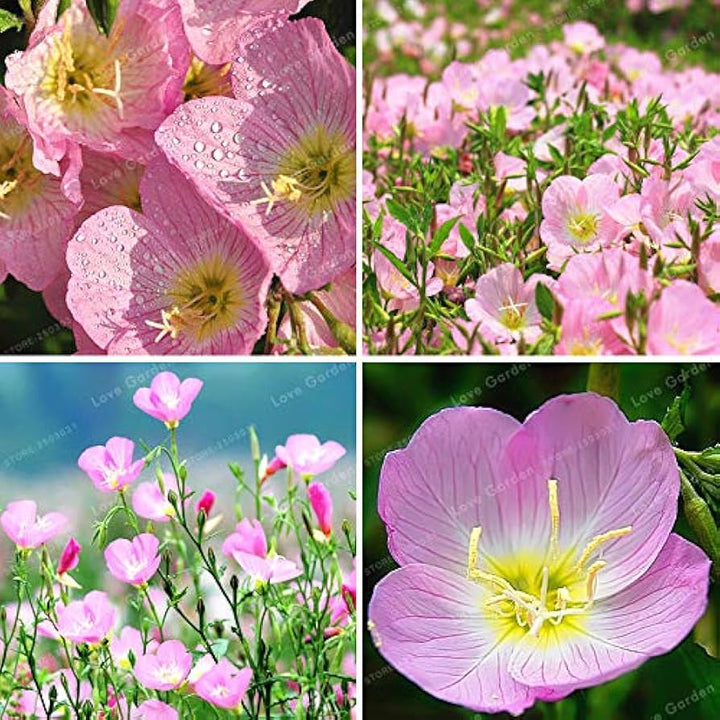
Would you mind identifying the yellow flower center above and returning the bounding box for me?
[499,297,527,331]
[0,133,41,220]
[183,57,232,101]
[466,480,632,639]
[568,212,599,244]
[252,125,354,219]
[146,254,245,345]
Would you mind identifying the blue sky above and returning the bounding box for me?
[0,362,355,488]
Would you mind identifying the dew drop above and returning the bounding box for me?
[194,141,206,152]
[233,133,242,144]
[195,159,205,170]
[210,121,222,133]
[212,148,224,161]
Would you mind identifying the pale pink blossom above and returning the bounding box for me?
[133,371,203,427]
[132,700,178,720]
[104,533,161,586]
[563,22,605,54]
[77,436,144,492]
[195,659,253,710]
[1,500,68,550]
[132,481,175,523]
[222,519,268,559]
[56,591,116,644]
[556,298,630,355]
[435,182,486,258]
[699,230,720,295]
[133,639,192,691]
[275,434,346,478]
[111,626,158,670]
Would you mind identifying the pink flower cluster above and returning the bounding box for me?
[1,0,356,355]
[364,21,720,355]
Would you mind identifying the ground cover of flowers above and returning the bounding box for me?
[0,0,356,355]
[363,0,720,354]
[0,370,356,718]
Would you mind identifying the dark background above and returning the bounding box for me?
[364,361,720,719]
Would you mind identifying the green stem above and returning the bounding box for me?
[586,363,621,401]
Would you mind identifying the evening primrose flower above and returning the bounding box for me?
[133,371,203,427]
[133,640,192,691]
[5,0,189,173]
[77,436,145,492]
[275,434,346,478]
[194,658,253,710]
[157,16,356,294]
[368,394,710,716]
[0,500,68,550]
[104,533,161,586]
[56,590,117,644]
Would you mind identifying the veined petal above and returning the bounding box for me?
[507,534,710,691]
[368,564,536,716]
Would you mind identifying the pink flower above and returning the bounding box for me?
[222,520,301,585]
[58,537,81,575]
[157,17,355,294]
[111,626,158,670]
[57,591,116,644]
[646,281,720,355]
[342,560,357,612]
[555,298,630,355]
[66,160,272,354]
[5,0,189,173]
[133,371,203,427]
[540,175,622,269]
[699,230,720,295]
[1,500,68,549]
[308,482,333,537]
[132,700,178,720]
[77,437,144,492]
[132,482,175,523]
[261,455,287,483]
[133,639,192,690]
[275,434,346,478]
[0,88,79,291]
[104,534,161,586]
[196,490,216,516]
[464,264,553,345]
[434,182,486,258]
[222,519,268,559]
[194,658,253,710]
[563,22,605,54]
[369,394,709,715]
[177,0,309,64]
[373,246,444,312]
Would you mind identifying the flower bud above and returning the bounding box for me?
[58,537,81,576]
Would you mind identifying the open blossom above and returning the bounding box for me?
[5,0,189,173]
[464,263,554,346]
[1,500,68,549]
[369,394,709,715]
[78,436,144,492]
[646,281,720,355]
[111,626,158,670]
[57,591,116,644]
[157,16,355,294]
[540,175,622,269]
[133,640,192,691]
[104,534,161,586]
[556,298,630,355]
[563,21,605,54]
[133,371,203,427]
[194,658,253,710]
[0,88,80,291]
[275,434,346,478]
[308,482,333,537]
[58,537,81,575]
[67,160,272,354]
[222,519,268,558]
[132,481,175,522]
[132,700,178,720]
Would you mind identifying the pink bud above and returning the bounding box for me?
[196,490,215,516]
[261,456,287,483]
[308,481,333,537]
[58,537,81,575]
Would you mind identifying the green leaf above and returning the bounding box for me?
[458,223,475,254]
[372,242,416,286]
[0,9,23,33]
[385,198,416,232]
[428,216,460,256]
[661,386,691,442]
[535,282,556,322]
[86,0,119,35]
[56,0,71,20]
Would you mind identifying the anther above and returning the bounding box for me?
[547,479,561,561]
[575,526,632,570]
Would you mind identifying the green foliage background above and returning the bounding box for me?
[364,362,720,719]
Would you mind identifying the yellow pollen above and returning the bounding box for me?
[547,479,560,561]
[499,297,527,331]
[251,175,304,216]
[568,212,599,243]
[574,526,633,571]
[146,307,184,343]
[584,560,607,606]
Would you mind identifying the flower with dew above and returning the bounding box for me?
[1,500,68,550]
[540,175,622,270]
[111,626,158,671]
[133,640,193,691]
[464,263,554,346]
[308,481,333,537]
[132,699,178,720]
[57,590,117,644]
[646,281,720,355]
[132,481,176,523]
[77,436,145,492]
[177,0,309,64]
[104,533,161,586]
[66,160,272,354]
[194,658,253,710]
[5,0,189,173]
[275,434,346,479]
[157,16,355,294]
[133,371,203,428]
[0,88,80,291]
[222,519,301,585]
[368,393,710,715]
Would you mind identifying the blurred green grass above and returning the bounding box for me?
[363,362,720,719]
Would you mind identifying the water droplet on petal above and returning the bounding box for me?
[212,148,224,161]
[233,133,242,144]
[195,159,205,170]
[194,141,206,152]
[210,121,222,133]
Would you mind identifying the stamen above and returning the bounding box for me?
[575,526,632,570]
[584,560,607,606]
[466,526,482,579]
[92,59,125,119]
[547,479,560,561]
[251,176,303,216]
